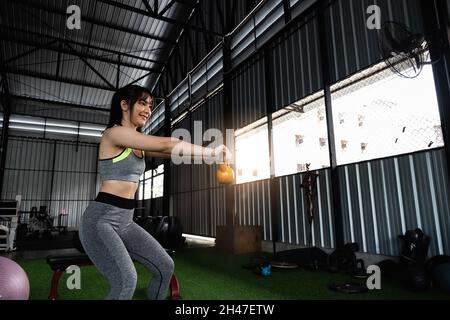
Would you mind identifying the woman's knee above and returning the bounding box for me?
[165,256,175,275]
[118,269,138,293]
[107,269,137,300]
[158,254,174,278]
[125,269,138,286]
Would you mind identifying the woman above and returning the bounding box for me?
[79,85,228,300]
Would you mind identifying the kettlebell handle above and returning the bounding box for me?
[222,150,227,165]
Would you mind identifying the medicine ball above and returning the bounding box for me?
[141,216,183,249]
[140,216,159,236]
[156,216,183,249]
[432,263,450,293]
[405,265,431,292]
[426,255,450,293]
[327,243,358,274]
[425,255,450,273]
[377,259,401,278]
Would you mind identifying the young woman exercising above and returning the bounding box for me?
[79,85,228,300]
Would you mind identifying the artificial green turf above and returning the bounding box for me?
[16,246,450,300]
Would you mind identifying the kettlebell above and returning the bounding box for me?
[216,163,235,184]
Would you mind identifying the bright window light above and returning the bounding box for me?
[152,174,164,198]
[235,119,270,184]
[144,179,152,199]
[331,62,443,165]
[138,164,165,200]
[272,92,330,175]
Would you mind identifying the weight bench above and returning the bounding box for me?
[46,253,181,300]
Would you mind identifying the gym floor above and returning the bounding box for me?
[2,239,449,300]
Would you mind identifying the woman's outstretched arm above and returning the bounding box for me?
[104,126,227,159]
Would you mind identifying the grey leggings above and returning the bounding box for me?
[79,200,174,300]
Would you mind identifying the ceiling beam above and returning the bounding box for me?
[98,0,223,37]
[62,42,116,90]
[10,95,110,112]
[5,67,116,91]
[159,0,176,16]
[173,0,196,7]
[0,25,164,66]
[1,36,161,74]
[9,0,176,44]
[142,0,154,14]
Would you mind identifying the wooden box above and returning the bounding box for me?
[215,225,262,255]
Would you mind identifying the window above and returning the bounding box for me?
[137,164,164,200]
[272,92,330,176]
[331,62,443,165]
[152,174,164,198]
[143,179,152,199]
[235,118,270,184]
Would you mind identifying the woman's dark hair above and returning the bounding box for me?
[107,85,153,132]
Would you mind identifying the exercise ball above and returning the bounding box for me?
[0,256,30,300]
[432,262,450,293]
[216,163,234,184]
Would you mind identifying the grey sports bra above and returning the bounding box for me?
[98,148,145,183]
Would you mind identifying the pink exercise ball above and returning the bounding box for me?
[0,256,30,300]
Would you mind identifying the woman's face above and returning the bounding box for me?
[129,95,153,128]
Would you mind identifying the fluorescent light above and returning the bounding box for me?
[46,119,78,128]
[78,129,102,137]
[10,116,45,126]
[9,124,45,132]
[79,124,105,131]
[9,115,103,138]
[182,233,216,243]
[46,127,78,135]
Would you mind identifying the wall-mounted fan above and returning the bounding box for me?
[378,21,447,78]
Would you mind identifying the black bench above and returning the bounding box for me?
[46,253,181,300]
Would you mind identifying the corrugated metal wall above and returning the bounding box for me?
[157,0,265,98]
[277,170,335,248]
[324,0,424,83]
[339,148,450,256]
[1,137,99,227]
[171,90,226,237]
[232,53,266,129]
[231,167,335,247]
[269,13,322,110]
[235,179,273,241]
[2,137,54,203]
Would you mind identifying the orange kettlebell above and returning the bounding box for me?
[216,163,235,184]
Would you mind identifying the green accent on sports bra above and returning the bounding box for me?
[99,148,146,183]
[112,148,145,163]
